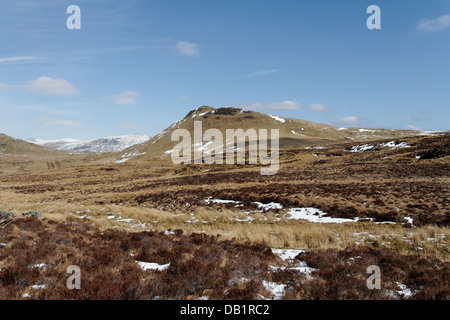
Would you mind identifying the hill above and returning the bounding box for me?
[0,133,64,156]
[0,133,105,174]
[115,106,418,162]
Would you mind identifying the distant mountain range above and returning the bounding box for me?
[27,134,150,154]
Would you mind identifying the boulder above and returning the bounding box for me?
[0,210,16,219]
[22,210,43,218]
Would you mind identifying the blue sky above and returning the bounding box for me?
[0,0,449,140]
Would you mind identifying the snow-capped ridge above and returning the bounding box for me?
[28,134,150,154]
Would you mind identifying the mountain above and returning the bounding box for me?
[115,106,419,162]
[27,134,150,154]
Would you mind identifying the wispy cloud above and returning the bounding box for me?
[244,69,280,78]
[175,41,199,57]
[0,56,43,65]
[110,91,140,105]
[242,100,302,110]
[406,124,423,131]
[25,76,79,96]
[38,117,81,127]
[0,83,12,91]
[309,103,332,113]
[416,14,450,33]
[334,116,361,126]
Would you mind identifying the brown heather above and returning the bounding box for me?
[0,130,448,300]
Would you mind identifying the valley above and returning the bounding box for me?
[0,107,449,300]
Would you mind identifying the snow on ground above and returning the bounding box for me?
[270,262,316,279]
[205,197,241,205]
[272,248,304,261]
[262,281,286,300]
[30,134,150,154]
[262,256,317,299]
[286,208,359,223]
[419,130,448,136]
[404,217,414,225]
[290,130,304,136]
[253,202,283,210]
[204,197,283,212]
[268,114,286,123]
[32,285,46,290]
[271,249,316,276]
[115,152,147,163]
[349,144,375,152]
[386,282,417,299]
[116,218,134,223]
[194,141,214,152]
[379,141,411,149]
[348,141,411,153]
[204,198,383,224]
[136,261,170,271]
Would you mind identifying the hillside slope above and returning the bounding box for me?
[0,133,107,174]
[116,106,418,162]
[0,133,65,156]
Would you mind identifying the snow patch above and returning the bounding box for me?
[136,261,170,271]
[115,152,147,163]
[359,129,375,133]
[349,144,375,152]
[272,248,304,261]
[268,115,286,123]
[290,130,304,136]
[253,202,283,210]
[286,208,358,223]
[262,281,286,300]
[379,141,410,149]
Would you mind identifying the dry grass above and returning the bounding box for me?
[2,194,447,261]
[0,134,448,299]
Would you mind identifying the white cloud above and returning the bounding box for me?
[244,69,280,78]
[175,41,199,56]
[25,76,79,96]
[38,117,81,127]
[110,91,140,105]
[309,103,332,113]
[0,83,11,91]
[243,100,302,110]
[335,116,361,125]
[416,14,450,33]
[406,125,423,131]
[0,56,43,65]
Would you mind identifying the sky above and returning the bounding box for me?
[0,0,449,140]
